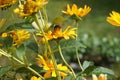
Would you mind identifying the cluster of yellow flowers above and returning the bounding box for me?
[14,0,48,17]
[1,0,118,80]
[36,55,71,78]
[2,30,31,46]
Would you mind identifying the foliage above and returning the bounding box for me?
[0,0,119,80]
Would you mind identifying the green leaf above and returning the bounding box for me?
[81,66,96,76]
[16,67,30,73]
[2,36,13,49]
[6,22,35,33]
[82,61,93,71]
[0,65,11,77]
[26,42,38,53]
[16,44,25,61]
[30,64,44,73]
[76,76,84,80]
[92,67,115,76]
[64,75,74,80]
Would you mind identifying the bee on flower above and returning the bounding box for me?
[37,25,77,43]
[107,11,120,27]
[62,4,91,18]
[14,0,48,17]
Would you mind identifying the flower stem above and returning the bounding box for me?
[58,44,76,79]
[0,49,45,80]
[27,67,45,80]
[33,14,48,54]
[33,14,61,80]
[75,22,84,71]
[76,47,84,71]
[42,6,48,30]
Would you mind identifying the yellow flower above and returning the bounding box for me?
[1,33,8,38]
[37,25,77,43]
[36,55,71,78]
[4,30,31,46]
[63,26,77,39]
[107,11,120,27]
[30,76,41,80]
[92,74,107,80]
[14,0,48,17]
[62,4,91,18]
[0,0,16,8]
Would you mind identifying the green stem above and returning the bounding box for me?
[46,40,61,80]
[76,47,84,71]
[33,14,44,32]
[42,6,48,30]
[27,67,45,80]
[38,11,45,28]
[75,22,84,71]
[58,44,76,79]
[0,49,12,58]
[32,33,42,53]
[0,49,45,80]
[33,14,61,80]
[33,14,48,54]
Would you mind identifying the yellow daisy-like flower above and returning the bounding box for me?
[63,26,77,39]
[107,11,120,27]
[9,30,31,46]
[0,0,16,8]
[92,74,107,80]
[36,55,71,78]
[30,76,41,80]
[14,0,48,17]
[62,4,91,18]
[37,25,77,43]
[1,30,31,46]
